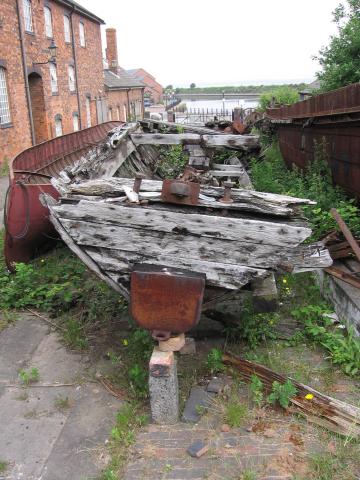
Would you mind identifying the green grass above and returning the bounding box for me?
[54,396,71,410]
[0,157,9,177]
[18,367,39,385]
[99,402,149,479]
[0,461,8,473]
[224,395,248,428]
[250,140,360,241]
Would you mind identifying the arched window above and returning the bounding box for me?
[63,15,71,43]
[54,114,62,137]
[44,6,53,38]
[49,63,58,94]
[108,107,112,121]
[0,67,11,125]
[68,65,76,92]
[79,21,85,47]
[85,96,91,127]
[117,106,120,121]
[72,112,79,131]
[23,0,33,33]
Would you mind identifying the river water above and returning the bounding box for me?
[181,98,259,111]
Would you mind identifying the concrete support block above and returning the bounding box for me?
[251,273,278,312]
[149,348,179,424]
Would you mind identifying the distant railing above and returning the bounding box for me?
[173,107,233,125]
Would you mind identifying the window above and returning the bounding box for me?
[68,65,76,92]
[49,63,58,93]
[55,115,62,137]
[117,106,120,121]
[108,107,112,121]
[0,68,11,125]
[79,21,85,47]
[73,112,79,131]
[63,15,71,43]
[44,6,53,38]
[85,96,91,127]
[23,0,33,33]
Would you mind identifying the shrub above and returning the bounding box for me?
[259,86,299,111]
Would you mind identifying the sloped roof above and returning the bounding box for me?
[127,68,156,82]
[104,69,144,89]
[55,0,105,24]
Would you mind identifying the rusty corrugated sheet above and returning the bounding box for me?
[267,83,360,119]
[266,84,360,199]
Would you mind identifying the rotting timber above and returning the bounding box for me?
[43,121,332,337]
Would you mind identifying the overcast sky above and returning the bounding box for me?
[82,0,340,87]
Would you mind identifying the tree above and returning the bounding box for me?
[315,0,360,91]
[190,83,196,89]
[164,84,173,93]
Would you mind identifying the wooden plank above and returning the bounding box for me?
[139,119,218,135]
[325,266,360,289]
[212,164,242,170]
[43,198,130,300]
[92,139,135,179]
[84,246,268,290]
[330,208,360,263]
[63,178,315,208]
[52,201,332,270]
[203,134,259,149]
[130,133,200,145]
[55,212,289,268]
[210,170,244,177]
[54,201,311,247]
[223,352,360,438]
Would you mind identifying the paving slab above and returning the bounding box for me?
[181,386,214,423]
[0,313,49,384]
[0,315,121,480]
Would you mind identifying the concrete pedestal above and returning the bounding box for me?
[149,348,179,424]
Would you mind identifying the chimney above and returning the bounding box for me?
[106,28,118,74]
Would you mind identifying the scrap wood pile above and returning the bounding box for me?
[223,352,360,439]
[322,208,360,289]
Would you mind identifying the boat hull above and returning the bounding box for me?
[4,122,122,269]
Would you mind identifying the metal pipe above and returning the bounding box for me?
[126,89,130,120]
[15,0,35,145]
[70,7,82,129]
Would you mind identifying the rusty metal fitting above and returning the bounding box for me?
[133,173,146,194]
[152,330,171,342]
[219,181,234,204]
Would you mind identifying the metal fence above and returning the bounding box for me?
[173,107,233,125]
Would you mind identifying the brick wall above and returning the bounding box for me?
[107,88,144,122]
[132,68,163,104]
[0,0,32,165]
[0,0,104,166]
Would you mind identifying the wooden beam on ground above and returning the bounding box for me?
[131,133,200,146]
[223,352,360,438]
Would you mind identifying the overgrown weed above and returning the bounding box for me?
[99,402,149,479]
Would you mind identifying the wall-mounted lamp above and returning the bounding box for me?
[33,39,58,66]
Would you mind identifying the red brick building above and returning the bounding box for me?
[0,0,106,165]
[104,28,144,122]
[126,68,163,105]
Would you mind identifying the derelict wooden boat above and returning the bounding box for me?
[4,121,122,269]
[43,123,332,314]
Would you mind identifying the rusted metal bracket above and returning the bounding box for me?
[161,179,200,206]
